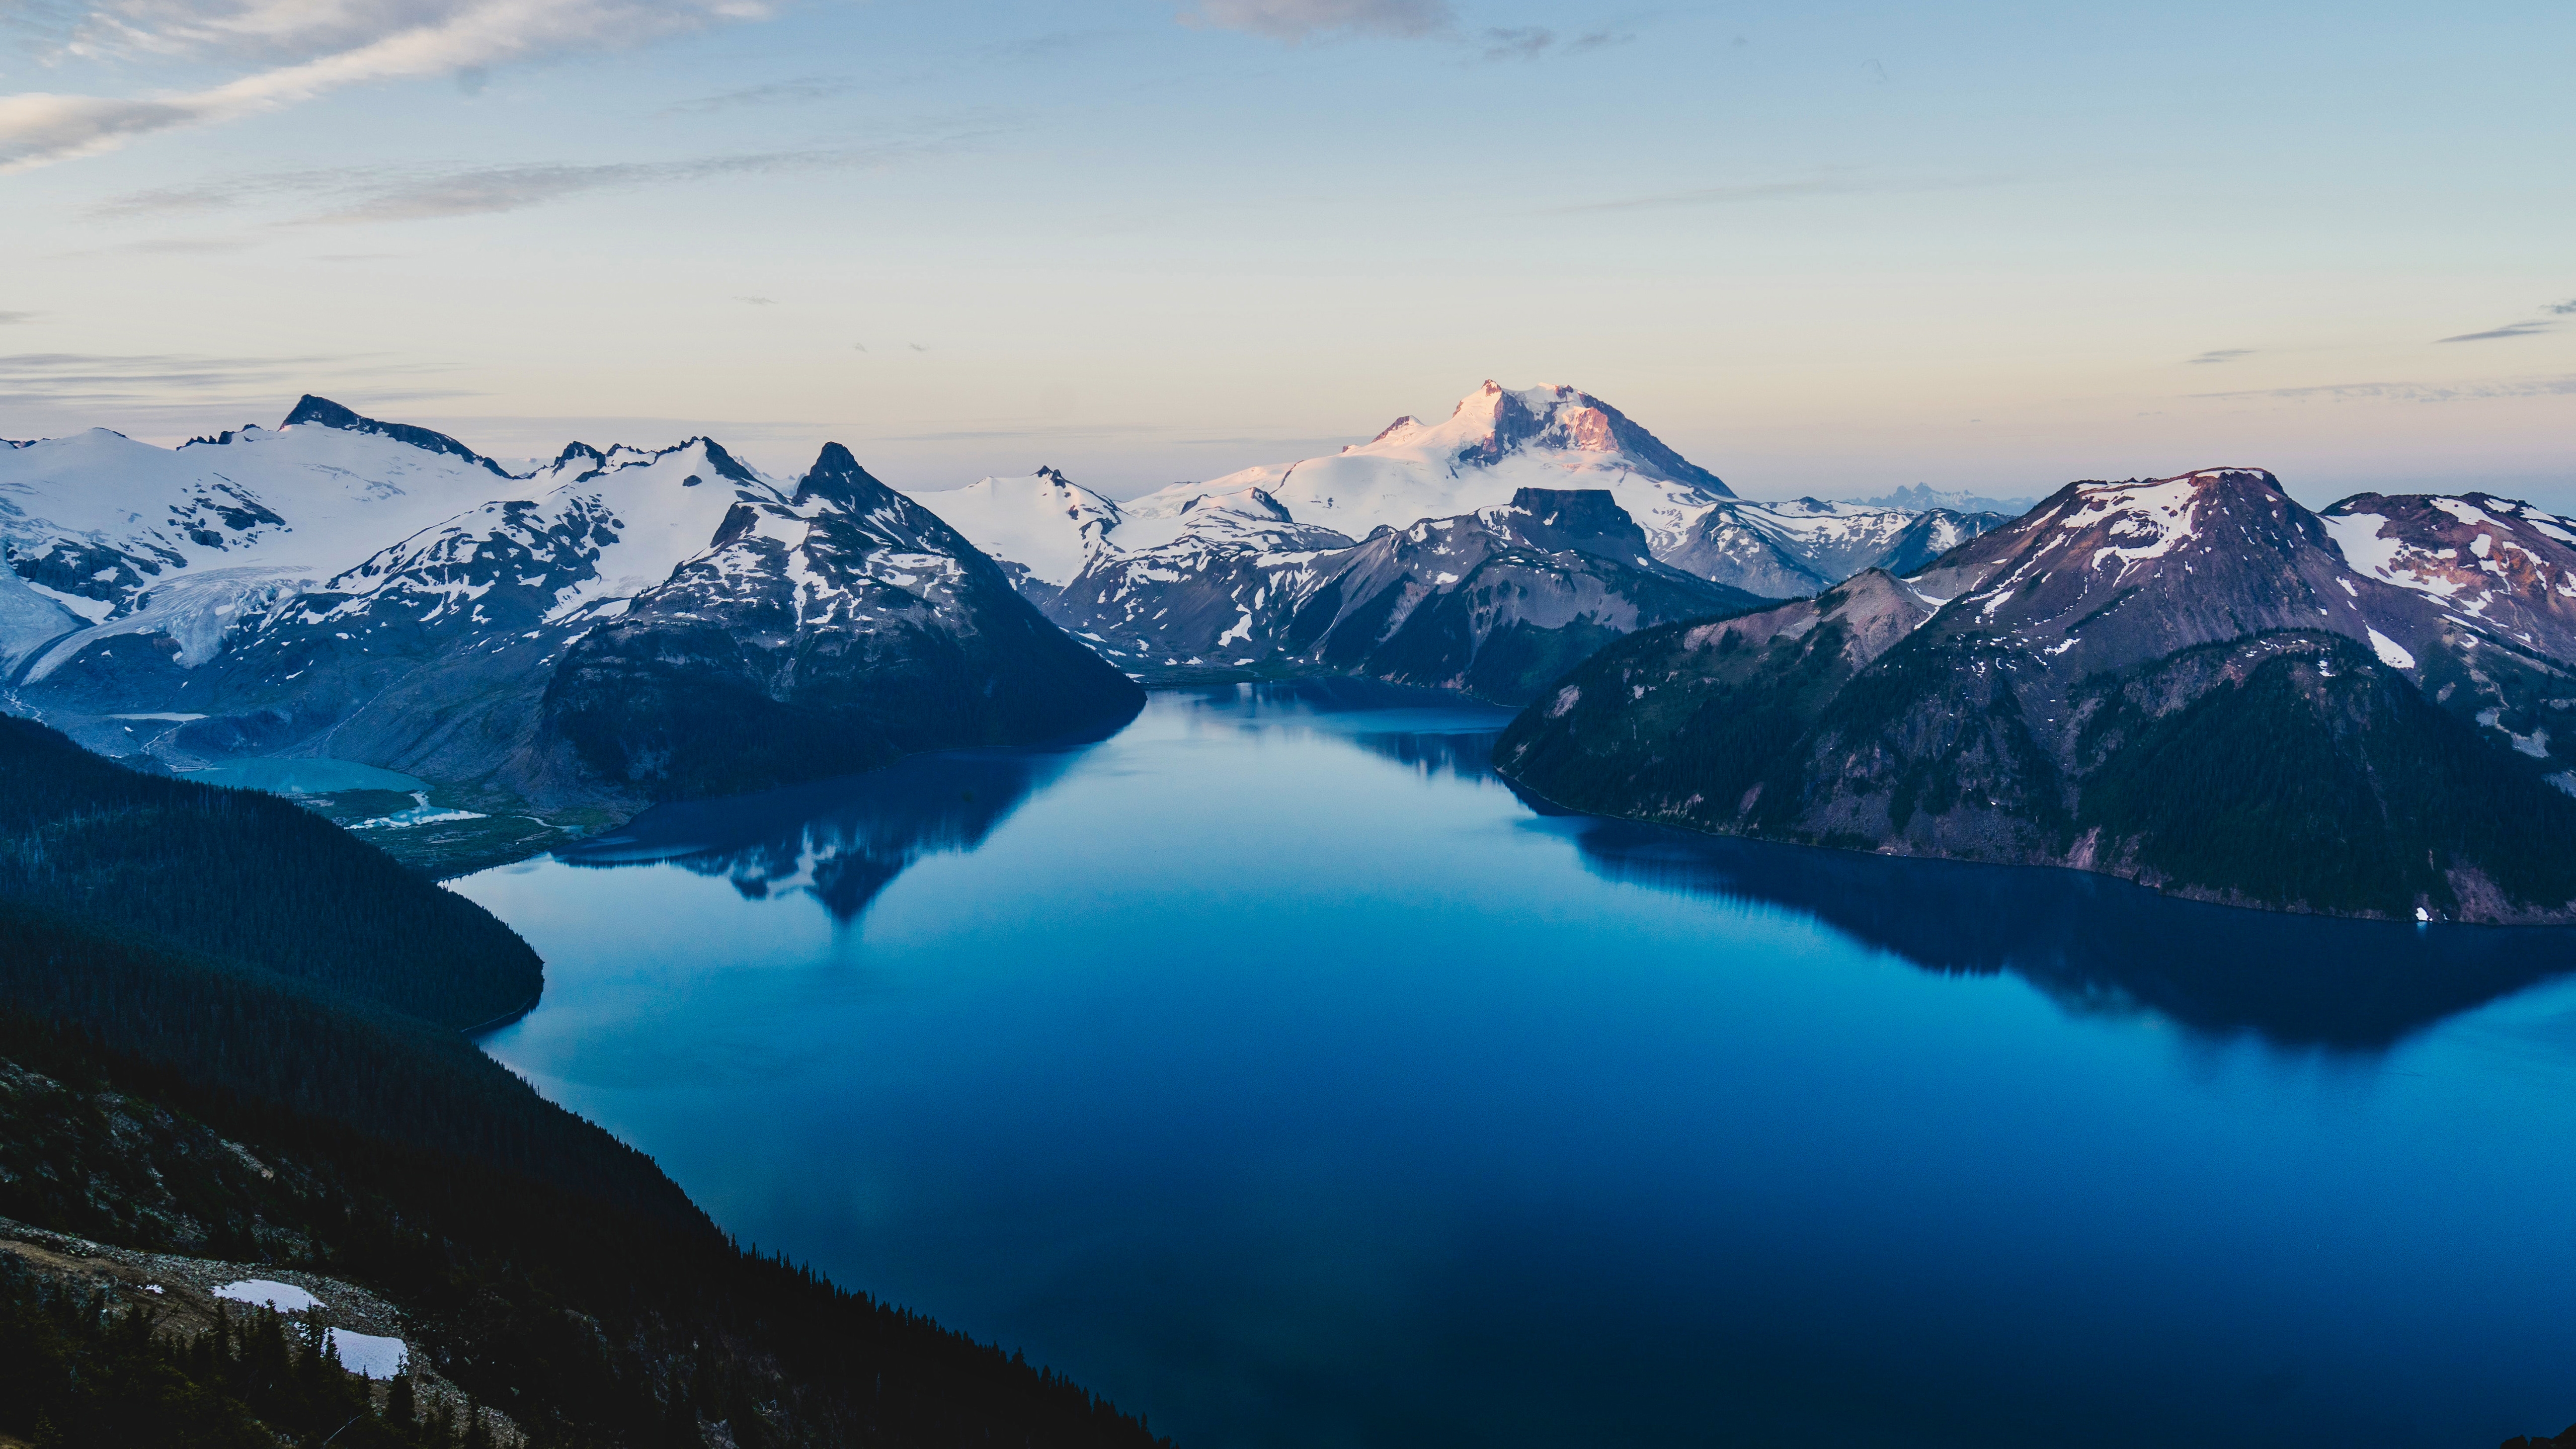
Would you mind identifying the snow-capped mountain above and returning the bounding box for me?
[907,467,1126,591]
[1501,467,2576,923]
[0,400,533,680]
[1130,380,1735,556]
[1661,498,2010,598]
[920,384,2013,646]
[1848,483,2039,514]
[1051,487,1757,703]
[3,400,1141,810]
[534,444,1141,801]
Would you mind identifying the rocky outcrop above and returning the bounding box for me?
[1499,468,2576,922]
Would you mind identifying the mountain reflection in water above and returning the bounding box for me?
[556,748,1082,922]
[1535,811,2575,1050]
[565,679,2574,1050]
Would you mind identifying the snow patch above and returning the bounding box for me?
[216,1280,318,1313]
[2366,629,2416,670]
[329,1329,408,1379]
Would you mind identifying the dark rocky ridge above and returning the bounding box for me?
[531,442,1144,803]
[1052,488,1760,704]
[1499,468,2576,922]
[7,401,1147,860]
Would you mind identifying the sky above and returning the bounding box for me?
[0,0,2570,508]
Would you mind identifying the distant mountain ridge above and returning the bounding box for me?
[912,381,2016,690]
[1499,467,2576,922]
[1,397,1142,836]
[1847,482,2038,514]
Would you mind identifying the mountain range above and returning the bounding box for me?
[913,381,2011,691]
[3,382,1999,846]
[1,400,1141,855]
[1498,468,2576,923]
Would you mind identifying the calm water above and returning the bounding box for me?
[459,683,2576,1448]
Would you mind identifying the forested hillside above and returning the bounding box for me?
[0,720,1168,1447]
[0,715,538,1028]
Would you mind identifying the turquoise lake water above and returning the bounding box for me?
[458,682,2576,1447]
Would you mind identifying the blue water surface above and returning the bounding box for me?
[457,683,2576,1448]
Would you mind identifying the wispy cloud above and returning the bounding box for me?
[736,295,774,305]
[0,349,413,407]
[2194,375,2576,404]
[0,0,772,173]
[1181,0,1455,43]
[87,132,991,226]
[0,312,39,325]
[2187,349,2255,365]
[2438,320,2556,343]
[659,74,855,115]
[53,234,258,257]
[982,29,1123,61]
[1548,173,2007,215]
[2550,298,2576,316]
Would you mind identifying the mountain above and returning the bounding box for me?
[1848,482,2039,514]
[531,443,1144,803]
[0,713,1166,1447]
[917,384,2011,679]
[1137,381,1735,552]
[0,404,524,684]
[1048,488,1757,704]
[1659,497,2010,598]
[1269,489,1759,703]
[1498,468,2576,922]
[4,400,1143,850]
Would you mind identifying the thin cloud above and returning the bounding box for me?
[2194,375,2576,404]
[659,74,856,115]
[306,142,969,223]
[2187,349,2255,365]
[737,295,776,305]
[2438,320,2556,343]
[56,235,257,257]
[0,0,770,173]
[982,29,1122,61]
[0,349,373,406]
[1548,173,2007,215]
[0,312,38,325]
[1181,0,1456,42]
[90,134,991,226]
[2550,298,2576,315]
[1477,24,1633,60]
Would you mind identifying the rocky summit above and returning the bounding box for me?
[0,400,1142,840]
[1499,467,2576,923]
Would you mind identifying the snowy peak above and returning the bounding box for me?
[281,394,513,478]
[901,468,1125,591]
[1356,380,1730,495]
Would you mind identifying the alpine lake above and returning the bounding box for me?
[455,682,2576,1448]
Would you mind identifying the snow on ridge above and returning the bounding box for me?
[2367,628,2417,670]
[902,468,1126,588]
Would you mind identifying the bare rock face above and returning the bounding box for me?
[1501,468,2576,923]
[1276,488,1761,703]
[5,402,1143,814]
[529,444,1143,804]
[1048,487,1760,704]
